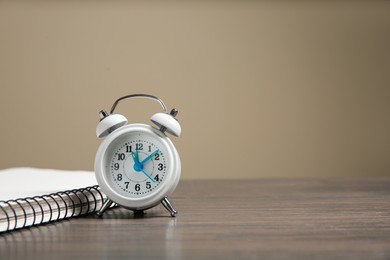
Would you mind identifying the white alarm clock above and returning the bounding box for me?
[94,94,181,217]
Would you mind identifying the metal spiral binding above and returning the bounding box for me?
[84,187,98,212]
[0,201,12,232]
[0,185,107,233]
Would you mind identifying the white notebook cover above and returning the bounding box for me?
[0,167,97,201]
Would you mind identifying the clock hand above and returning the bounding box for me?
[131,151,138,164]
[141,169,156,183]
[140,149,160,165]
[136,150,140,164]
[131,151,143,171]
[132,150,156,183]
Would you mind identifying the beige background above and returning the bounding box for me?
[0,1,389,179]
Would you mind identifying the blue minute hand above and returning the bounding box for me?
[140,149,160,165]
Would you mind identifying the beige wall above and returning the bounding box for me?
[0,1,389,179]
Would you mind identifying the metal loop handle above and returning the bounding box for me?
[110,94,168,114]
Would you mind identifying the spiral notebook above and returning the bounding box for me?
[0,168,110,233]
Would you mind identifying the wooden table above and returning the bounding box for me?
[1,179,390,259]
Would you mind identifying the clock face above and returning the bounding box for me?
[104,130,169,198]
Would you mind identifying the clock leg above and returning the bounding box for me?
[97,199,114,217]
[161,196,177,217]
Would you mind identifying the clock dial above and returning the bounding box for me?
[105,131,168,198]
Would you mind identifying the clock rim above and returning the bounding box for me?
[94,123,181,210]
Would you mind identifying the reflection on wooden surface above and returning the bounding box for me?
[0,206,179,259]
[1,179,390,259]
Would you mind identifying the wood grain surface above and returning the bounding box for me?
[1,179,390,259]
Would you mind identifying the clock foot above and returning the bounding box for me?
[161,196,177,217]
[97,199,114,217]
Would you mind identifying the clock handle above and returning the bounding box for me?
[161,196,178,217]
[97,94,181,138]
[110,94,168,114]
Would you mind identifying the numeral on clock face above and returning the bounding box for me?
[109,135,167,198]
[135,143,143,150]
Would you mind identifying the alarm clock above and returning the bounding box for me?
[94,94,181,217]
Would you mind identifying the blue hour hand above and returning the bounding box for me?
[135,150,140,164]
[131,151,143,172]
[131,150,140,163]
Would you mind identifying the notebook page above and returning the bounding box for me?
[0,168,97,201]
